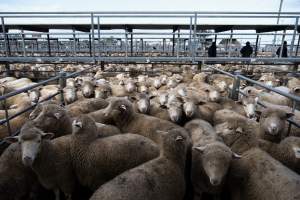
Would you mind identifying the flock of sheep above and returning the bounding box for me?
[0,64,300,200]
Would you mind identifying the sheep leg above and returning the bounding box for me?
[54,189,60,200]
[193,191,202,200]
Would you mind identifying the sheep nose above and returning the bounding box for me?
[210,178,220,186]
[248,114,255,119]
[23,156,33,167]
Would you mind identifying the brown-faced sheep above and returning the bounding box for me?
[0,143,39,200]
[256,108,294,143]
[184,119,241,199]
[5,122,76,200]
[89,129,188,200]
[228,148,300,200]
[259,137,300,174]
[102,97,189,144]
[70,115,159,191]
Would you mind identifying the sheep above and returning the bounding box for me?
[39,85,60,102]
[66,98,108,118]
[0,100,33,139]
[184,119,241,199]
[193,72,208,83]
[256,108,294,143]
[81,81,95,98]
[131,93,154,114]
[213,109,248,125]
[95,83,112,99]
[31,103,72,136]
[102,97,189,143]
[188,82,221,102]
[258,137,300,174]
[70,114,159,191]
[64,86,78,105]
[5,122,76,200]
[0,142,39,200]
[258,73,281,87]
[227,148,300,200]
[89,128,189,200]
[215,117,259,154]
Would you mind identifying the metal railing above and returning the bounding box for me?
[207,65,300,134]
[0,66,95,139]
[0,11,300,64]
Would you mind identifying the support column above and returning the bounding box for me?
[90,13,95,60]
[72,28,76,56]
[21,28,26,57]
[295,34,300,57]
[130,31,133,56]
[172,31,175,56]
[255,34,259,57]
[47,33,51,56]
[290,17,299,56]
[279,29,286,58]
[228,29,233,57]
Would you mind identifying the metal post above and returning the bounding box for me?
[97,16,100,56]
[189,17,192,56]
[130,32,133,56]
[47,33,51,56]
[172,31,175,56]
[214,32,217,42]
[296,34,300,57]
[1,17,9,57]
[255,34,260,57]
[193,13,198,61]
[3,100,12,136]
[290,17,299,56]
[89,34,92,57]
[21,28,26,57]
[59,71,66,105]
[228,29,233,57]
[162,38,165,52]
[91,13,95,60]
[272,0,284,56]
[230,71,241,100]
[100,61,105,71]
[125,31,128,58]
[72,28,76,56]
[177,29,180,58]
[279,29,286,57]
[141,38,144,53]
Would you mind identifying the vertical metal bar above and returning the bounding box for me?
[279,29,286,57]
[290,17,299,56]
[47,33,51,56]
[130,31,133,56]
[287,100,296,136]
[193,13,197,61]
[228,29,233,57]
[272,0,284,56]
[141,38,144,53]
[177,29,180,58]
[296,34,300,57]
[189,17,192,56]
[1,17,9,57]
[214,32,217,42]
[97,16,100,56]
[125,31,128,59]
[89,33,92,57]
[21,28,26,57]
[59,71,66,106]
[172,31,175,56]
[72,28,76,56]
[163,38,165,52]
[230,71,241,100]
[91,13,95,60]
[3,99,12,136]
[255,34,259,57]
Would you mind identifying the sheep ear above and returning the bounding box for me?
[156,130,168,135]
[254,97,259,104]
[119,104,127,111]
[286,112,294,119]
[293,87,300,93]
[232,152,242,159]
[41,132,54,140]
[149,95,156,100]
[53,112,62,120]
[194,146,206,153]
[293,147,300,159]
[255,110,262,116]
[236,127,243,134]
[3,136,19,144]
[128,96,137,102]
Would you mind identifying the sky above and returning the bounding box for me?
[0,0,299,12]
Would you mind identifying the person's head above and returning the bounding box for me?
[284,41,287,45]
[246,41,250,46]
[212,42,216,46]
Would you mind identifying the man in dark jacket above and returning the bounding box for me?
[208,42,217,57]
[240,41,253,57]
[276,41,288,57]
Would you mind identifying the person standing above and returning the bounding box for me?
[240,41,253,57]
[208,42,217,57]
[276,41,288,57]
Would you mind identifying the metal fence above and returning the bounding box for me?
[0,11,300,64]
